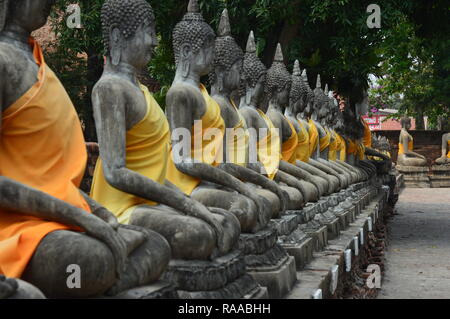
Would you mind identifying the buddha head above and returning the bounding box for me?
[173,0,216,78]
[289,60,308,115]
[210,9,244,95]
[313,75,328,120]
[355,89,369,118]
[101,0,157,69]
[0,0,55,33]
[302,70,315,118]
[400,116,412,130]
[266,44,291,110]
[240,31,267,107]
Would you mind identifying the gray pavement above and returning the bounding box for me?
[378,188,450,299]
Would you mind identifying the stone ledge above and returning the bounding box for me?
[285,191,387,299]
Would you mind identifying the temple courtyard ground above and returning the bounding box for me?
[378,188,450,299]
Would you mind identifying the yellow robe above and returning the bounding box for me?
[398,140,414,155]
[282,118,299,164]
[328,130,338,161]
[320,128,331,152]
[226,101,249,167]
[447,140,450,159]
[91,85,170,224]
[0,38,90,278]
[257,110,281,180]
[347,139,358,156]
[357,142,366,160]
[335,133,347,162]
[166,84,225,195]
[362,117,372,148]
[308,119,319,157]
[295,120,310,163]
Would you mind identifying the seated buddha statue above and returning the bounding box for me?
[435,133,450,165]
[0,0,170,298]
[284,60,331,196]
[398,117,427,167]
[91,0,240,261]
[238,36,315,210]
[164,0,271,234]
[209,10,289,218]
[293,70,342,194]
[264,45,322,203]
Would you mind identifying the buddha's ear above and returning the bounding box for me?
[110,27,122,66]
[0,0,9,32]
[180,43,191,77]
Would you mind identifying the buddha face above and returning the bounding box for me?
[187,35,215,77]
[222,59,242,92]
[275,83,290,108]
[8,0,55,32]
[119,20,158,69]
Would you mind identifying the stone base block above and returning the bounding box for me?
[335,210,351,230]
[282,237,314,271]
[269,215,300,237]
[397,165,430,174]
[109,281,177,299]
[326,218,340,240]
[177,274,267,299]
[162,250,246,292]
[248,256,297,299]
[429,175,450,188]
[303,226,328,252]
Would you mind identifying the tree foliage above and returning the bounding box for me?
[45,0,449,141]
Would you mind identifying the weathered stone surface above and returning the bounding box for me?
[238,228,278,255]
[108,281,177,299]
[248,256,297,299]
[283,237,314,270]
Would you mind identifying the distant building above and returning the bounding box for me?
[363,109,417,131]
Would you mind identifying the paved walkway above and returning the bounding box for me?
[378,188,450,299]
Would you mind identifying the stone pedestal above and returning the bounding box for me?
[397,165,430,188]
[301,225,328,252]
[247,255,297,299]
[109,281,177,299]
[430,165,450,188]
[325,218,340,240]
[162,250,266,299]
[239,228,297,299]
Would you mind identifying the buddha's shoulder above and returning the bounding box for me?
[167,82,202,98]
[93,76,136,96]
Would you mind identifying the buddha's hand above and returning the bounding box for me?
[84,216,128,279]
[188,200,227,255]
[277,188,290,214]
[0,275,18,299]
[245,190,271,227]
[92,207,120,230]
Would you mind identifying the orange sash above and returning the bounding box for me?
[308,119,319,156]
[328,130,338,161]
[0,39,90,278]
[281,118,299,164]
[362,117,372,148]
[398,140,414,155]
[166,84,225,195]
[256,110,281,180]
[295,120,310,162]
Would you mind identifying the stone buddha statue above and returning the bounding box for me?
[238,36,313,209]
[0,0,170,298]
[435,133,450,165]
[164,0,271,234]
[209,9,289,219]
[284,61,331,196]
[307,76,350,188]
[91,0,240,264]
[398,117,427,166]
[264,45,323,203]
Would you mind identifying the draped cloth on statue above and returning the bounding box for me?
[0,38,90,278]
[166,84,225,195]
[362,117,372,148]
[295,120,310,163]
[281,118,299,164]
[346,139,358,156]
[335,133,347,162]
[91,85,170,224]
[256,110,281,180]
[226,100,249,167]
[308,119,319,157]
[447,140,450,159]
[320,128,331,152]
[398,140,414,155]
[328,130,338,161]
[357,142,365,160]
